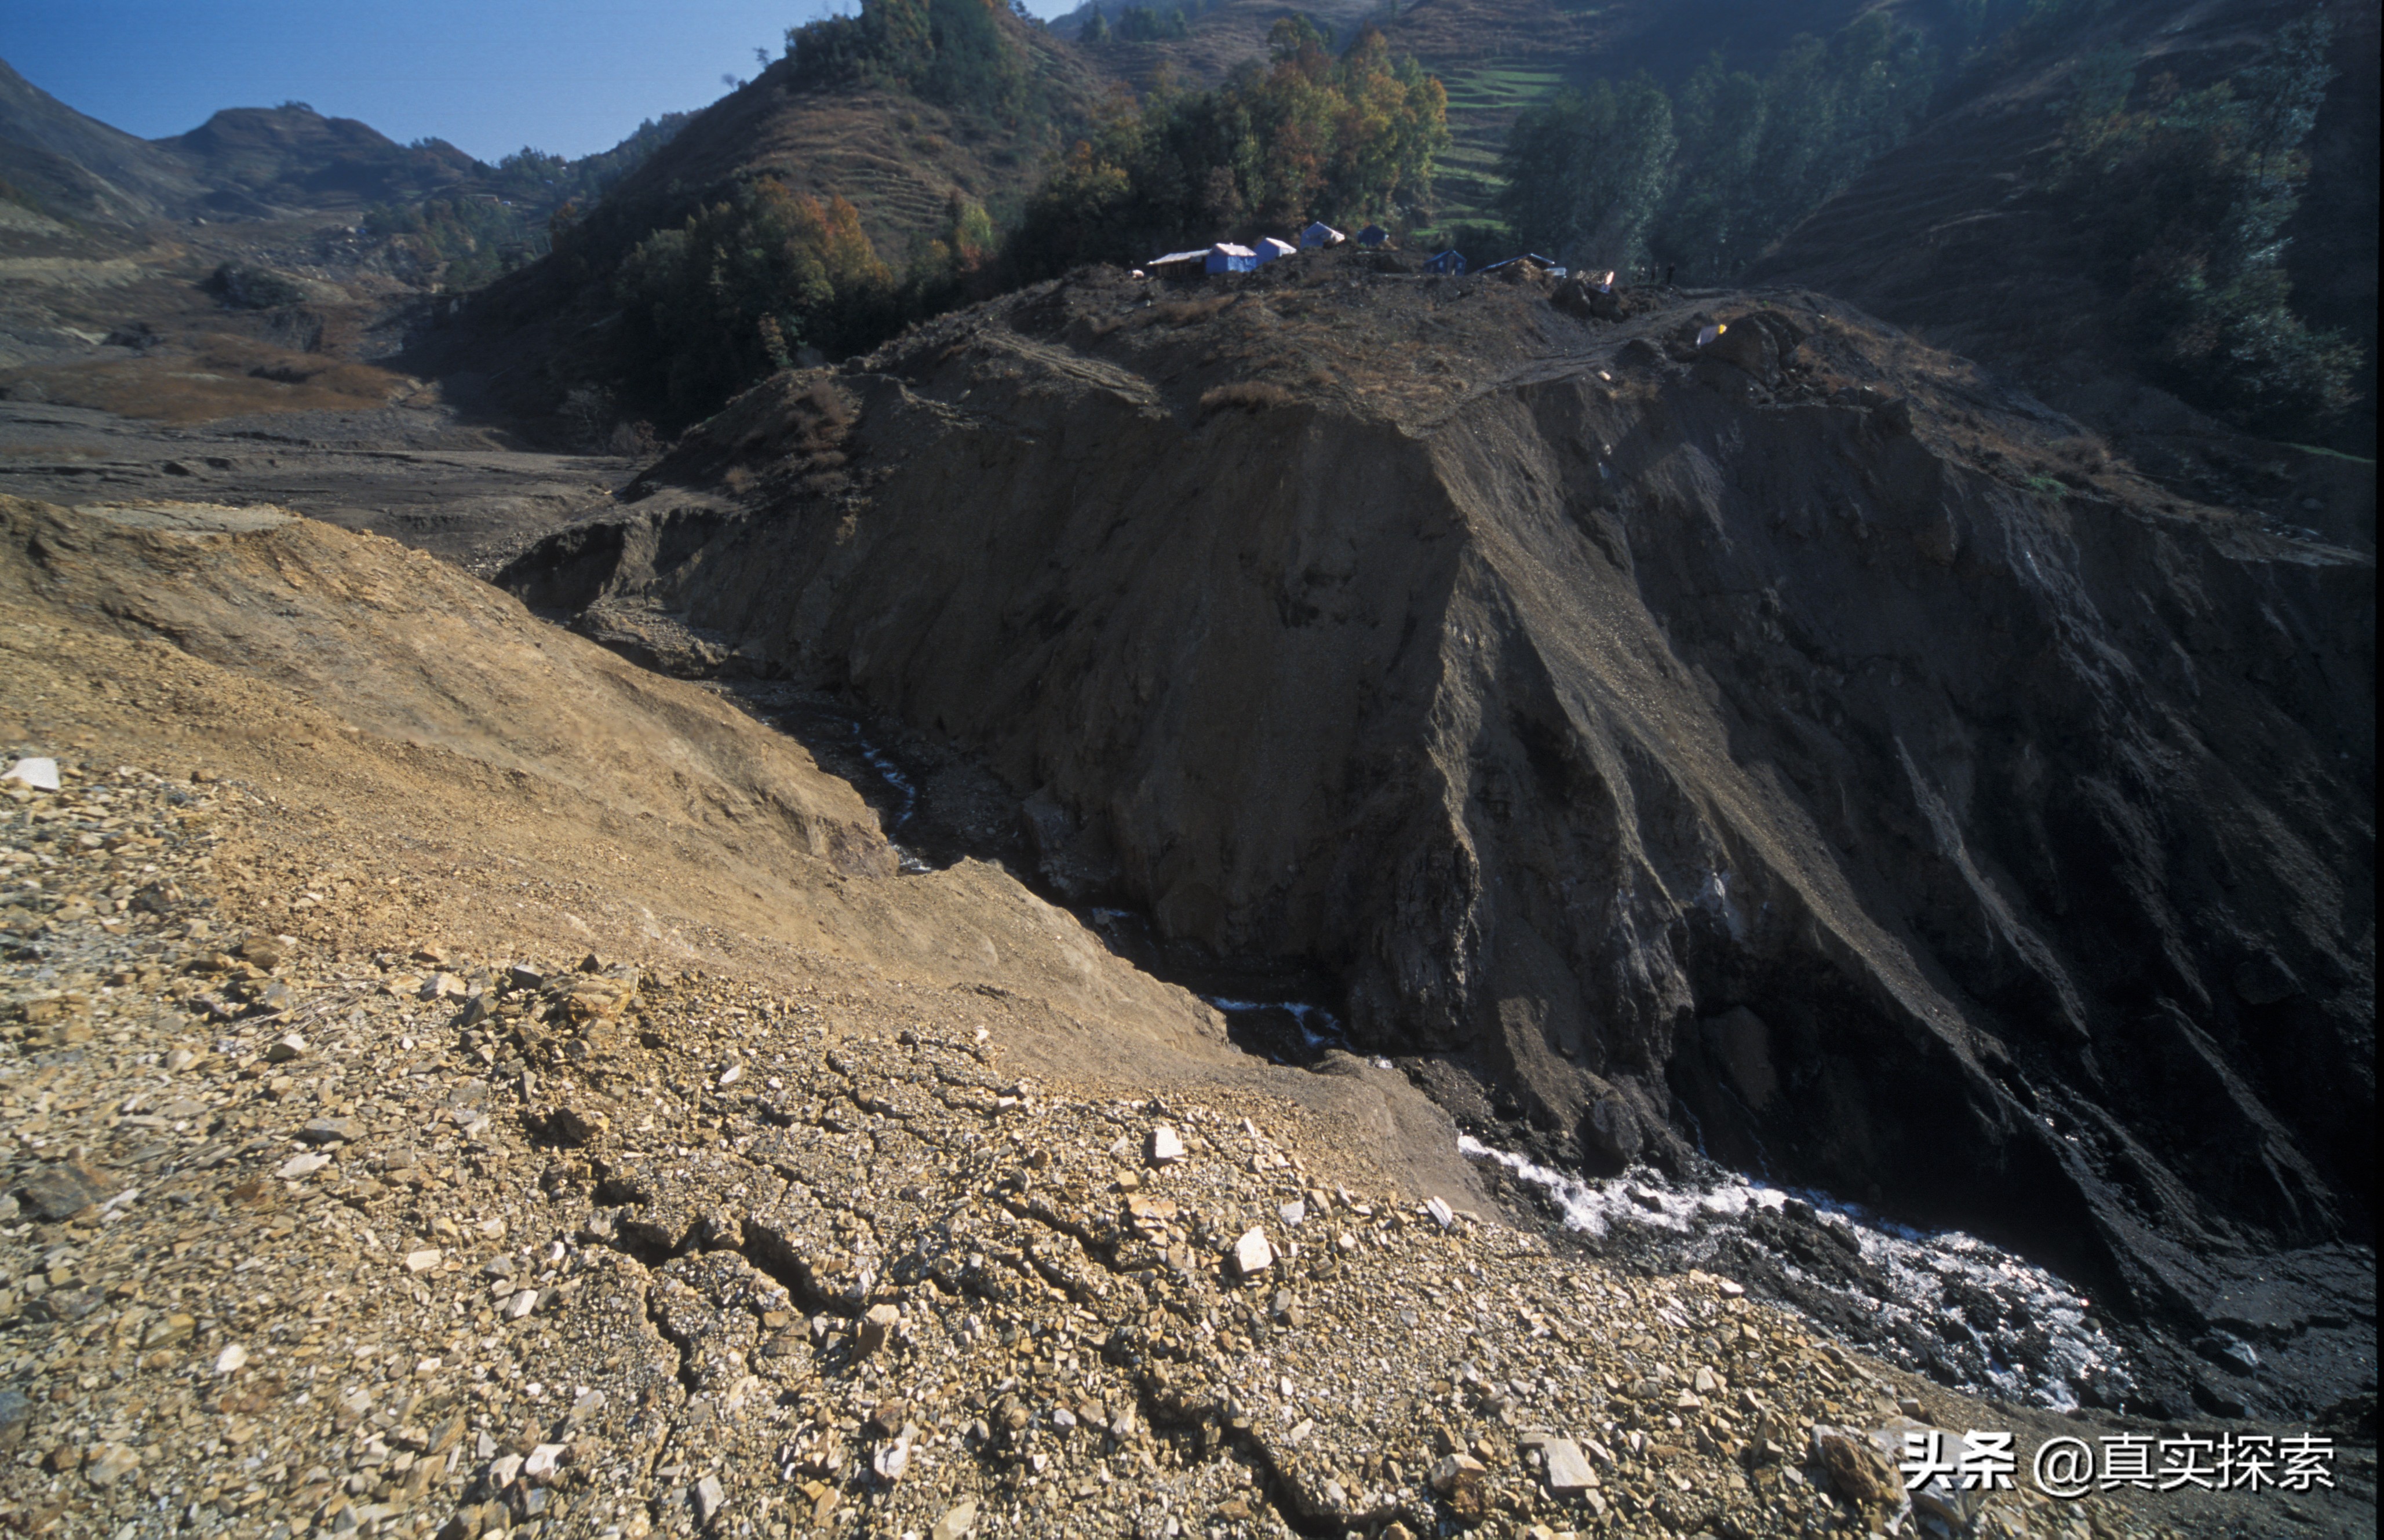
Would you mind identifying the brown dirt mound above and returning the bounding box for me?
[502,250,2375,1419]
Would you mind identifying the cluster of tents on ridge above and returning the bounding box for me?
[1141,219,1380,276]
[1136,220,1574,282]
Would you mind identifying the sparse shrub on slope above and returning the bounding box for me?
[1007,18,1449,275]
[482,114,692,211]
[2048,15,2359,433]
[363,195,548,289]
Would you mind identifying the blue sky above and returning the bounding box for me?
[0,0,1078,163]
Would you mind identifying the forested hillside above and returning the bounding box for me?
[1748,0,2374,452]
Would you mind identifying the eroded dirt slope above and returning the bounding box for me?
[502,252,2375,1422]
[0,492,1489,1205]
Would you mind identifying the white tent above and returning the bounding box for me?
[1299,222,1344,249]
[1253,238,1297,264]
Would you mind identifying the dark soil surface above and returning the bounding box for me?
[0,401,635,576]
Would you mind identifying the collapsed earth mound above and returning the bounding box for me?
[504,252,2375,1418]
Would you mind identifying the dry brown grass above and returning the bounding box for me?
[1154,294,1237,329]
[0,331,409,424]
[1198,380,1291,417]
[2047,434,2113,475]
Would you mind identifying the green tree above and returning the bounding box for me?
[613,182,897,424]
[790,0,1031,117]
[1116,6,1189,41]
[1495,75,1675,268]
[1007,21,1447,274]
[1651,57,1765,276]
[1498,14,1938,282]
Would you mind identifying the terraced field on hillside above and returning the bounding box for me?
[1428,57,1570,225]
[1380,0,1612,229]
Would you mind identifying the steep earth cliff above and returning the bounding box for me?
[502,252,2375,1418]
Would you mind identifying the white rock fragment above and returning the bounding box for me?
[276,1151,331,1180]
[523,1443,567,1483]
[1,757,59,792]
[1543,1438,1599,1495]
[505,1289,538,1320]
[1431,1451,1488,1495]
[213,1344,249,1375]
[85,1443,141,1486]
[930,1499,979,1540]
[1278,1199,1306,1227]
[1716,1276,1745,1298]
[266,1034,307,1063]
[1427,1195,1455,1228]
[489,1453,525,1488]
[404,1248,443,1274]
[1148,1125,1185,1164]
[1231,1227,1274,1276]
[718,1062,742,1086]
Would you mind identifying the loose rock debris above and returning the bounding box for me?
[0,762,2294,1539]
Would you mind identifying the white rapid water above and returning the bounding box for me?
[1457,1134,2131,1411]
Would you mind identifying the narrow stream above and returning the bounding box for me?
[756,693,935,873]
[1081,906,1354,1067]
[1457,1136,2131,1411]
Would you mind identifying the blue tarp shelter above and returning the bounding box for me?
[1424,250,1466,275]
[1205,243,1260,273]
[1299,222,1345,248]
[1254,237,1297,264]
[1356,224,1391,248]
